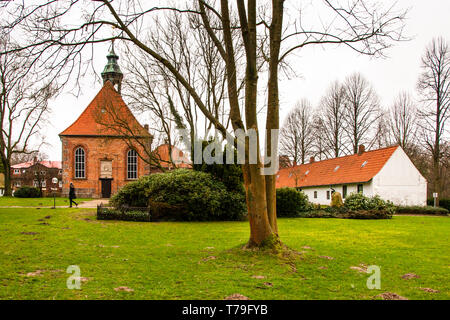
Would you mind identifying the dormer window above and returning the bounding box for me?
[334,165,340,172]
[361,161,368,168]
[305,170,310,175]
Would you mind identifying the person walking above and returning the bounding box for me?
[69,182,78,208]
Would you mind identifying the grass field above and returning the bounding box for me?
[0,207,448,300]
[0,197,92,207]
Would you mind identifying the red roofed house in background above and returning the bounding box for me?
[276,145,427,206]
[151,144,192,172]
[11,158,62,196]
[59,47,152,198]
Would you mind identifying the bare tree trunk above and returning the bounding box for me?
[264,0,284,235]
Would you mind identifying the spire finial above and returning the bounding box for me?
[101,42,123,93]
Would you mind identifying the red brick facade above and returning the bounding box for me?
[60,136,150,198]
[59,80,152,198]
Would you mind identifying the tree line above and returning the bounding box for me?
[280,38,450,201]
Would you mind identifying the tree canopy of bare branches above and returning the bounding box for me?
[0,35,55,195]
[343,73,381,154]
[417,37,450,205]
[280,99,314,164]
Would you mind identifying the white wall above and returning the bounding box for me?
[372,147,427,206]
[301,182,372,206]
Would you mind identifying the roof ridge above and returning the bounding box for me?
[291,145,399,168]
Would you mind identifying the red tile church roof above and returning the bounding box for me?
[59,81,151,138]
[276,145,399,188]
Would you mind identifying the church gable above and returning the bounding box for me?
[59,81,150,138]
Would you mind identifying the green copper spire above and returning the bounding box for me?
[101,42,123,93]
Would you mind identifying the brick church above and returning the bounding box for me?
[59,47,152,198]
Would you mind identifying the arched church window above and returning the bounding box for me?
[75,147,86,178]
[127,149,138,180]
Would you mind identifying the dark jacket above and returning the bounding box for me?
[69,185,76,199]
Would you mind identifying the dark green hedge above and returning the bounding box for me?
[97,208,151,222]
[427,198,450,211]
[14,186,41,198]
[110,169,246,221]
[276,188,311,217]
[396,205,449,215]
[299,209,392,219]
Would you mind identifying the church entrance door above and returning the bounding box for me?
[101,179,112,198]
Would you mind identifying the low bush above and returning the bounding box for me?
[396,205,449,215]
[97,208,151,222]
[13,186,41,198]
[427,198,450,211]
[331,192,344,207]
[339,210,393,219]
[276,188,311,217]
[291,208,392,219]
[344,193,396,215]
[111,169,246,221]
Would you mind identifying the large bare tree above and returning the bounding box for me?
[417,37,450,206]
[1,0,407,248]
[388,92,418,154]
[0,35,54,196]
[343,73,381,154]
[279,99,314,164]
[318,81,349,158]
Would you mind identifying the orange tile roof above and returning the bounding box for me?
[276,145,399,188]
[12,161,62,169]
[59,81,150,137]
[153,144,191,169]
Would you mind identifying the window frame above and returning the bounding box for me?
[342,185,347,199]
[127,149,138,180]
[326,190,330,200]
[357,184,364,194]
[74,147,86,179]
[314,191,318,199]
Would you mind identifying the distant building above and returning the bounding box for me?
[59,47,152,198]
[11,159,62,196]
[276,145,427,206]
[152,144,192,172]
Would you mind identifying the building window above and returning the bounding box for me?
[58,170,62,175]
[15,181,21,187]
[314,191,317,199]
[127,149,138,180]
[33,180,39,187]
[40,171,46,175]
[41,180,46,188]
[326,190,330,200]
[74,147,86,178]
[13,169,20,174]
[357,184,363,194]
[343,185,347,199]
[59,181,62,188]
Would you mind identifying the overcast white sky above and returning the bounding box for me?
[41,0,450,160]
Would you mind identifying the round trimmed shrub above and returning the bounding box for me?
[276,187,311,217]
[14,186,41,198]
[344,193,396,215]
[111,169,246,221]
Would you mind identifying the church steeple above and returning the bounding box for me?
[101,42,123,93]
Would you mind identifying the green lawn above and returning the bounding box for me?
[0,197,92,207]
[0,208,448,300]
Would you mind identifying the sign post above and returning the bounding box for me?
[433,192,438,207]
[52,177,58,209]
